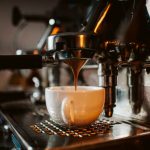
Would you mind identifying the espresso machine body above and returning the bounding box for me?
[83,0,150,122]
[47,0,150,118]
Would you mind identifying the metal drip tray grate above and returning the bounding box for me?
[30,119,119,138]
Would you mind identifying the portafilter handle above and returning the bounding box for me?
[0,54,57,70]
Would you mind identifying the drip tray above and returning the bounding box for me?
[1,101,150,150]
[30,119,118,138]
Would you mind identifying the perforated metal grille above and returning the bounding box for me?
[30,119,119,138]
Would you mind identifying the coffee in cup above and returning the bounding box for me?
[45,86,105,127]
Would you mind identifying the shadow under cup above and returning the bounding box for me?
[45,86,105,127]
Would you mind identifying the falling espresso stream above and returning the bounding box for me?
[64,58,87,91]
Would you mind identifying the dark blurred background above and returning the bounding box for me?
[0,0,97,90]
[0,0,93,54]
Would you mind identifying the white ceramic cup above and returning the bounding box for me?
[45,86,105,127]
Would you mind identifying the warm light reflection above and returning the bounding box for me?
[79,35,84,48]
[146,0,150,16]
[94,3,111,33]
[33,49,39,55]
[51,27,60,35]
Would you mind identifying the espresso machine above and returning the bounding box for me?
[0,0,150,149]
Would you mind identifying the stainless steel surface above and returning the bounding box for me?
[115,68,150,122]
[30,119,112,138]
[0,100,150,149]
[47,32,98,61]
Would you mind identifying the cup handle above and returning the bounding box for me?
[61,97,75,125]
